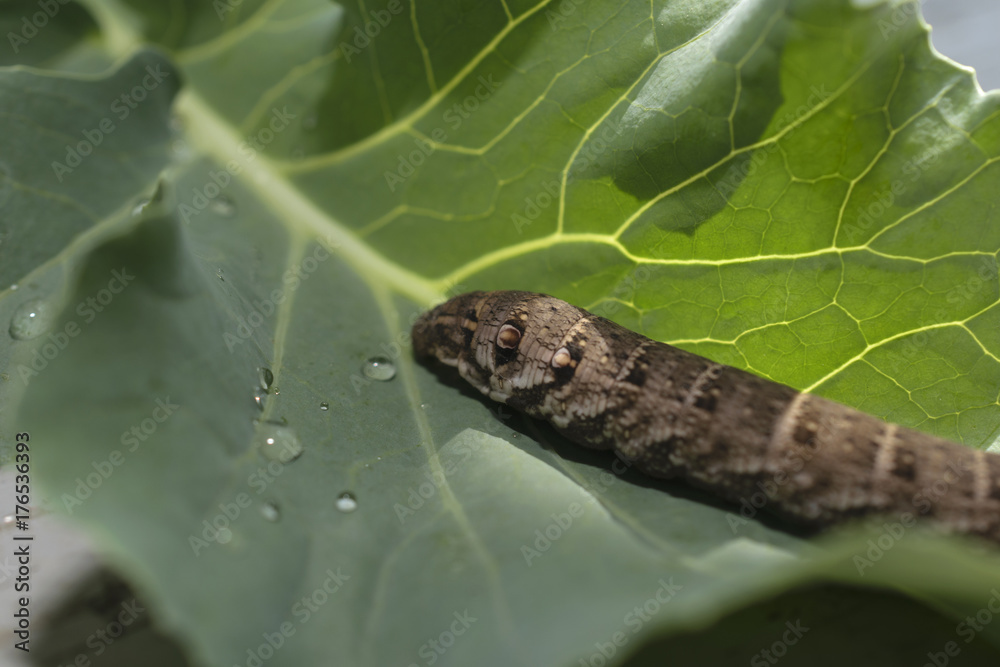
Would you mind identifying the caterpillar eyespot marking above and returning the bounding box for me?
[497,323,522,349]
[552,347,572,368]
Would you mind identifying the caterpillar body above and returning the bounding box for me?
[412,290,1000,544]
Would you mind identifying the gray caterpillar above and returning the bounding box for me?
[412,290,1000,544]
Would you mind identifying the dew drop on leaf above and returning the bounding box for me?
[335,492,357,513]
[253,387,268,412]
[9,298,55,340]
[258,367,274,390]
[256,421,303,462]
[215,528,233,544]
[210,195,236,217]
[170,138,193,161]
[362,356,396,381]
[319,402,329,411]
[260,502,281,522]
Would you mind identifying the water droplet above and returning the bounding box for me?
[216,527,233,544]
[253,387,268,412]
[8,284,17,291]
[362,356,396,381]
[210,195,236,217]
[258,367,274,390]
[216,268,225,281]
[9,298,56,340]
[319,402,329,411]
[273,386,280,395]
[260,502,281,522]
[131,198,151,216]
[335,492,357,513]
[256,421,303,462]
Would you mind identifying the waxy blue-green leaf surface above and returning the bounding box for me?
[2,0,1000,665]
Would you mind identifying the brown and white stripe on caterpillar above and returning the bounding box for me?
[411,290,1000,544]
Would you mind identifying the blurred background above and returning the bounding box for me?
[924,0,1000,90]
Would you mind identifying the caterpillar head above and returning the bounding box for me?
[411,291,590,407]
[411,291,488,367]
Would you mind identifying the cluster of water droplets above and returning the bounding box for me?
[246,351,400,521]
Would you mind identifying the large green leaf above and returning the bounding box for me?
[3,0,1000,665]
